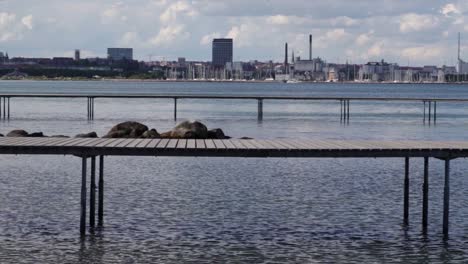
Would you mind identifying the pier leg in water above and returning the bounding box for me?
[422,157,429,233]
[347,100,350,123]
[98,155,104,227]
[404,157,410,226]
[257,99,263,121]
[428,101,432,124]
[80,157,87,237]
[434,101,437,124]
[8,97,10,120]
[423,101,426,124]
[2,97,5,120]
[443,158,451,238]
[90,156,96,229]
[174,98,177,121]
[340,100,343,122]
[0,96,2,120]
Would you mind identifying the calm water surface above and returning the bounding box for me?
[1,81,468,263]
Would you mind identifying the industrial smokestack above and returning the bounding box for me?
[285,42,289,73]
[309,34,312,60]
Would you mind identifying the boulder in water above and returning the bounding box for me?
[104,121,148,138]
[28,132,45,137]
[142,129,160,139]
[207,128,230,139]
[167,120,208,139]
[7,130,29,137]
[51,135,70,138]
[75,132,98,138]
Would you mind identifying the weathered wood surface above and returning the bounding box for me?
[0,137,466,158]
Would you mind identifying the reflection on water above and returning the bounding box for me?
[0,81,468,263]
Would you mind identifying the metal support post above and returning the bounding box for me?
[98,155,104,227]
[443,158,450,238]
[80,157,87,236]
[257,99,263,121]
[422,157,429,232]
[90,156,96,228]
[404,157,409,226]
[174,98,177,121]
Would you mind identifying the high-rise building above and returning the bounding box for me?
[107,48,133,61]
[212,39,233,67]
[75,49,80,61]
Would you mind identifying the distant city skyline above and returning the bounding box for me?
[0,0,468,66]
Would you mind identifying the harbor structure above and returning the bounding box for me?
[0,137,461,239]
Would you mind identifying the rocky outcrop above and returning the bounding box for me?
[0,133,3,137]
[75,132,98,138]
[162,121,208,139]
[51,135,70,138]
[29,132,45,137]
[104,121,148,138]
[7,130,29,137]
[141,129,160,139]
[207,128,230,139]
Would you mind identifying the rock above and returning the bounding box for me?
[160,131,171,138]
[51,135,70,138]
[207,128,230,139]
[7,130,29,137]
[28,132,45,137]
[141,129,160,139]
[75,132,98,138]
[104,121,148,138]
[0,133,3,137]
[168,121,208,139]
[240,137,253,140]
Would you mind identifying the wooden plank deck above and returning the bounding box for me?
[0,138,466,158]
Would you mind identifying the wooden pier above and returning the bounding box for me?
[0,137,466,238]
[0,94,463,122]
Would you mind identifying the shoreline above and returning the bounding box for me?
[0,78,467,85]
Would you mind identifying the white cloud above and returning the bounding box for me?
[441,3,460,17]
[21,15,33,30]
[160,1,198,23]
[101,2,128,24]
[119,31,140,46]
[0,12,32,42]
[368,41,384,57]
[149,24,189,46]
[399,13,439,33]
[402,46,443,59]
[200,32,221,45]
[355,31,374,46]
[266,15,289,25]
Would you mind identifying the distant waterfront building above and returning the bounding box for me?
[212,39,233,67]
[458,59,468,74]
[75,50,80,61]
[107,48,133,61]
[0,52,8,64]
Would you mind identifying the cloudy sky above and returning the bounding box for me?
[0,0,467,65]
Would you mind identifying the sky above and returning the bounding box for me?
[0,0,468,66]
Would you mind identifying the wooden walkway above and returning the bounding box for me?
[0,94,461,122]
[0,137,463,238]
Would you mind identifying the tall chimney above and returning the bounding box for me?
[285,42,288,73]
[309,34,312,60]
